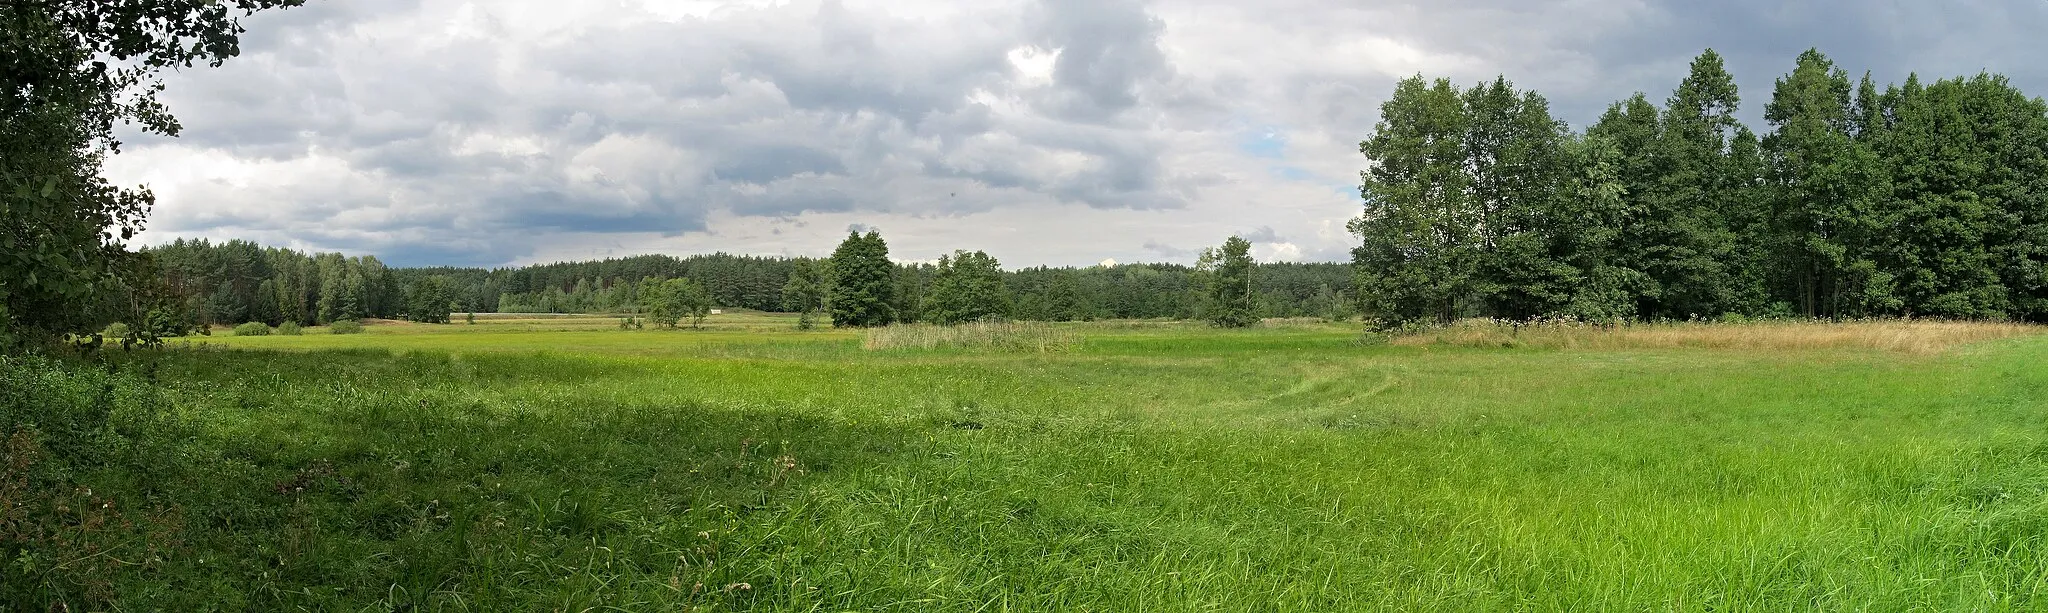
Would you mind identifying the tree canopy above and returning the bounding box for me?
[827,231,896,328]
[1356,48,2048,326]
[922,250,1012,325]
[1,0,302,345]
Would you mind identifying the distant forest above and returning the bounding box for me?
[143,238,1355,326]
[131,47,2048,330]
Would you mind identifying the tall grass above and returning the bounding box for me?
[1393,317,2040,354]
[861,321,1080,352]
[14,322,2048,610]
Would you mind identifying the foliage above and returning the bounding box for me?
[277,320,302,336]
[327,319,363,335]
[145,239,400,325]
[231,322,269,336]
[641,277,712,329]
[1198,236,1258,328]
[0,0,303,347]
[406,276,453,324]
[922,250,1012,325]
[827,231,896,328]
[1359,48,2048,324]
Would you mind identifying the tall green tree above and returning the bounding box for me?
[1,0,302,346]
[1463,78,1576,319]
[1042,270,1085,322]
[1763,49,1896,318]
[1199,236,1258,328]
[781,258,826,329]
[1646,49,1752,318]
[671,278,713,329]
[406,276,453,324]
[637,277,709,328]
[922,250,1011,324]
[827,230,895,327]
[1352,76,1476,325]
[1875,74,2007,319]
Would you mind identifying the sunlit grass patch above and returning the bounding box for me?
[861,321,1081,352]
[1393,318,2041,354]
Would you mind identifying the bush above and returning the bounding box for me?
[328,320,365,335]
[101,322,130,339]
[232,322,271,336]
[277,321,304,336]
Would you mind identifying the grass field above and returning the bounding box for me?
[10,315,2048,610]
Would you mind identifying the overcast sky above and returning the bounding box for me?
[105,0,2048,269]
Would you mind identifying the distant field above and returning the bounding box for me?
[25,319,2048,609]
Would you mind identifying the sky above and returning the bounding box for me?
[105,0,2048,269]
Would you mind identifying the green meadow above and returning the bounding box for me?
[10,315,2048,610]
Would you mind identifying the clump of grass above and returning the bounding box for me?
[277,321,304,336]
[1393,317,2039,354]
[232,322,271,337]
[328,320,365,335]
[862,321,1079,352]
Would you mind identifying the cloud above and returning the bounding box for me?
[1141,240,1192,259]
[104,0,2048,267]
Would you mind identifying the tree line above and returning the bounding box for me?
[137,235,1354,328]
[1354,49,2048,326]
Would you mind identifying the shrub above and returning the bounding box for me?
[862,322,1079,352]
[278,321,304,336]
[232,322,271,336]
[102,322,130,339]
[329,320,365,335]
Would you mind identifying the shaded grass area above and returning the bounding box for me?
[8,322,2048,610]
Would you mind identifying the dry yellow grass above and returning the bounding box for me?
[1393,318,2042,354]
[862,321,1080,352]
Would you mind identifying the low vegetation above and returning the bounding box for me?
[861,321,1080,352]
[232,322,270,336]
[327,320,364,335]
[1393,318,2042,354]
